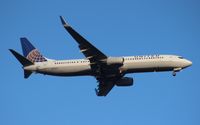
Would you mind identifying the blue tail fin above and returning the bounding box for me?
[20,37,47,62]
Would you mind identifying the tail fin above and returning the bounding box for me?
[9,49,33,78]
[20,37,47,62]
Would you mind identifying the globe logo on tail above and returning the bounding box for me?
[26,49,47,62]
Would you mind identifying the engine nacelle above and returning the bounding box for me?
[106,57,124,65]
[116,77,134,86]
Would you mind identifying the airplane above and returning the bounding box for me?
[9,16,192,96]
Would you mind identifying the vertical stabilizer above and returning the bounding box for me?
[20,37,47,62]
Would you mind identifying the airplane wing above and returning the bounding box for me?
[60,16,107,64]
[95,81,115,96]
[60,16,120,96]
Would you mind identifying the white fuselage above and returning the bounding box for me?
[24,55,192,76]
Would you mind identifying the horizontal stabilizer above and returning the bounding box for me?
[24,70,32,79]
[9,49,33,66]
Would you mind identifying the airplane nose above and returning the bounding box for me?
[185,60,192,67]
[188,60,192,66]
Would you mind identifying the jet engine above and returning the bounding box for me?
[116,77,134,86]
[106,57,124,65]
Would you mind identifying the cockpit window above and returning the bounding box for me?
[178,56,183,59]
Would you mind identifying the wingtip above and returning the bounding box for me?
[20,37,26,39]
[9,49,14,53]
[60,16,70,27]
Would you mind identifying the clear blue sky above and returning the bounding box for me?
[0,0,199,125]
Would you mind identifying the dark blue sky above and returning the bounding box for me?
[0,0,199,125]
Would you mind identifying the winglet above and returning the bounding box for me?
[60,16,70,27]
